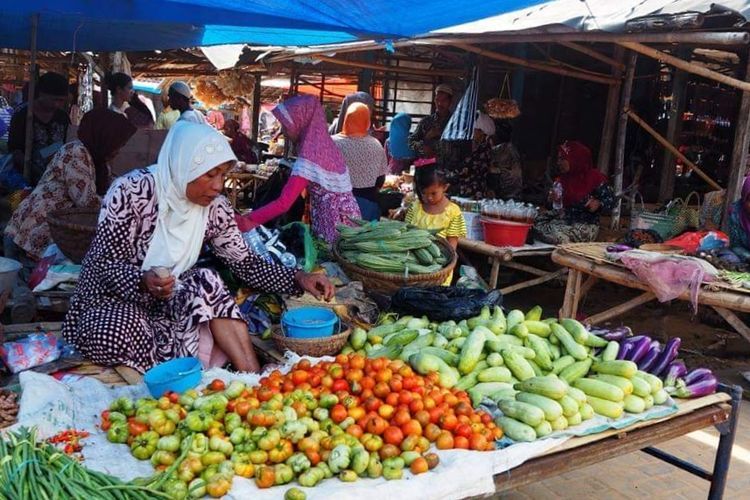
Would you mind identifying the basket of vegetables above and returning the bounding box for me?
[271,323,351,357]
[333,220,457,295]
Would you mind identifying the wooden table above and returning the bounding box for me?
[458,238,565,295]
[552,245,750,343]
[225,172,271,208]
[494,385,743,500]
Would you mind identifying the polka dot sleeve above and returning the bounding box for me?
[208,198,302,296]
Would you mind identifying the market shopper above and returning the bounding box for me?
[224,118,257,163]
[155,92,180,130]
[62,122,333,373]
[7,71,70,186]
[727,176,750,260]
[236,94,361,243]
[490,121,523,199]
[333,103,388,221]
[408,84,461,168]
[125,94,155,129]
[533,141,614,245]
[386,112,417,174]
[106,73,134,116]
[168,81,207,125]
[5,109,137,261]
[329,91,376,135]
[448,112,496,200]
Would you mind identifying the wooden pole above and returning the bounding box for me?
[598,46,624,175]
[23,13,39,183]
[452,43,617,85]
[723,52,750,230]
[620,41,750,92]
[626,109,722,191]
[312,55,463,77]
[658,48,692,203]
[611,52,637,230]
[559,42,626,70]
[251,74,261,142]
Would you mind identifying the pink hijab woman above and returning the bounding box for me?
[236,95,360,242]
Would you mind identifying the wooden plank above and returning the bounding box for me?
[723,53,750,231]
[458,238,513,261]
[579,276,599,297]
[500,268,567,296]
[452,43,618,85]
[23,14,38,183]
[251,336,285,364]
[489,259,500,290]
[658,49,691,203]
[552,250,750,313]
[570,270,583,317]
[501,260,550,277]
[114,366,143,386]
[712,307,750,344]
[611,52,637,229]
[312,55,463,78]
[560,269,580,318]
[626,108,722,191]
[2,321,63,335]
[495,404,729,492]
[597,46,624,175]
[620,41,750,92]
[585,291,656,325]
[559,42,626,70]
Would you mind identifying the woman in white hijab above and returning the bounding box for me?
[62,122,333,373]
[448,112,498,200]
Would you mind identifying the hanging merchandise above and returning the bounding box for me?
[442,67,479,141]
[194,71,255,107]
[78,63,94,116]
[485,73,521,119]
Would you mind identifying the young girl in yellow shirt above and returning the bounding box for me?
[405,169,466,284]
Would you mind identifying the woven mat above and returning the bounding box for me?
[557,242,750,296]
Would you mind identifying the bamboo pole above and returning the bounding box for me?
[598,46,624,175]
[585,292,656,325]
[620,41,750,92]
[451,43,617,85]
[610,52,637,230]
[723,53,750,230]
[312,55,463,77]
[251,74,261,141]
[559,42,626,70]
[23,13,39,183]
[626,108,722,191]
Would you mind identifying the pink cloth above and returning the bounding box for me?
[237,175,308,231]
[198,323,229,369]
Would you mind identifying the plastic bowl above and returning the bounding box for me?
[481,218,532,247]
[281,307,339,339]
[143,357,202,398]
[0,257,21,296]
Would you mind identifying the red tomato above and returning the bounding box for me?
[330,404,348,424]
[332,379,350,393]
[383,426,404,446]
[455,424,472,439]
[208,379,226,392]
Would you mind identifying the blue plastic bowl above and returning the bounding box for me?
[281,307,339,339]
[143,357,202,397]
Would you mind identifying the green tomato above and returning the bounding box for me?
[224,380,246,400]
[209,436,234,456]
[187,478,206,499]
[151,450,177,467]
[350,447,369,475]
[163,479,188,500]
[367,452,383,478]
[106,422,129,444]
[382,457,405,470]
[383,466,403,481]
[229,428,247,445]
[339,470,358,482]
[400,451,420,467]
[201,451,226,467]
[274,464,294,485]
[185,411,213,433]
[327,444,351,474]
[318,394,338,409]
[224,413,243,435]
[285,487,307,500]
[110,396,135,417]
[130,431,159,460]
[157,435,182,452]
[108,411,127,423]
[286,452,311,474]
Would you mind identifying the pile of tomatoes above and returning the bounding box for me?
[259,354,502,451]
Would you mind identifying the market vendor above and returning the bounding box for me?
[386,112,417,174]
[223,119,257,163]
[448,112,496,200]
[408,84,461,168]
[727,176,750,260]
[333,102,388,221]
[236,94,361,243]
[5,109,137,262]
[328,91,375,135]
[533,141,614,245]
[62,122,333,374]
[490,121,523,199]
[155,92,180,130]
[7,71,70,186]
[168,81,207,125]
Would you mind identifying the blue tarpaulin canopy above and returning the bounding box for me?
[2,1,548,51]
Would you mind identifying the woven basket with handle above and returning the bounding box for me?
[271,324,350,357]
[333,237,457,295]
[47,208,99,264]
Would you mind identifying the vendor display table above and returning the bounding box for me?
[494,386,742,500]
[552,243,750,344]
[458,239,565,295]
[225,171,271,208]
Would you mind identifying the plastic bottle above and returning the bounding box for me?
[551,179,564,211]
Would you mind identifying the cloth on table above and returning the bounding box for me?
[533,212,599,245]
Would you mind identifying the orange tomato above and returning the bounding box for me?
[469,433,488,451]
[409,399,425,414]
[389,378,403,392]
[365,416,388,435]
[378,444,401,460]
[375,368,393,384]
[423,396,436,411]
[349,354,366,370]
[346,424,364,439]
[414,410,431,429]
[383,426,404,446]
[335,354,349,365]
[444,393,459,407]
[364,397,381,413]
[454,436,469,449]
[282,380,295,393]
[306,450,321,465]
[378,404,395,420]
[410,457,429,475]
[391,409,410,427]
[455,424,472,439]
[373,382,391,399]
[297,359,311,370]
[385,392,399,407]
[398,365,414,378]
[298,437,319,453]
[400,435,420,452]
[401,420,422,438]
[332,379,350,393]
[424,423,442,442]
[455,401,473,417]
[321,375,334,389]
[346,369,363,384]
[328,364,344,380]
[291,370,309,385]
[439,413,458,431]
[330,404,348,424]
[416,436,431,453]
[398,392,413,406]
[360,376,376,390]
[369,358,386,373]
[309,374,322,387]
[436,432,454,450]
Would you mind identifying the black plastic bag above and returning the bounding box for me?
[391,286,503,321]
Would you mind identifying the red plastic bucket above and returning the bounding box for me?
[481,218,532,247]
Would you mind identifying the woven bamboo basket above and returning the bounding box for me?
[333,237,457,295]
[639,243,685,255]
[47,208,99,264]
[271,324,350,357]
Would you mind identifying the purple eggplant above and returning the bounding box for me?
[606,244,632,253]
[626,337,653,364]
[683,367,714,386]
[637,341,663,372]
[664,361,687,387]
[616,341,634,360]
[651,337,682,376]
[589,326,633,341]
[674,374,718,398]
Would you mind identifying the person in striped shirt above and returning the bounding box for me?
[405,168,467,284]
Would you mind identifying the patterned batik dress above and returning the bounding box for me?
[62,170,301,373]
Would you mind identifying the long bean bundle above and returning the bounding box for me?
[0,427,172,500]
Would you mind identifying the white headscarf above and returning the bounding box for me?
[141,121,237,277]
[474,111,496,137]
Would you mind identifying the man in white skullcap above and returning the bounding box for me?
[169,81,206,125]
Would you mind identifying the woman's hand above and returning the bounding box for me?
[235,214,258,232]
[294,271,335,301]
[141,270,176,300]
[585,198,602,212]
